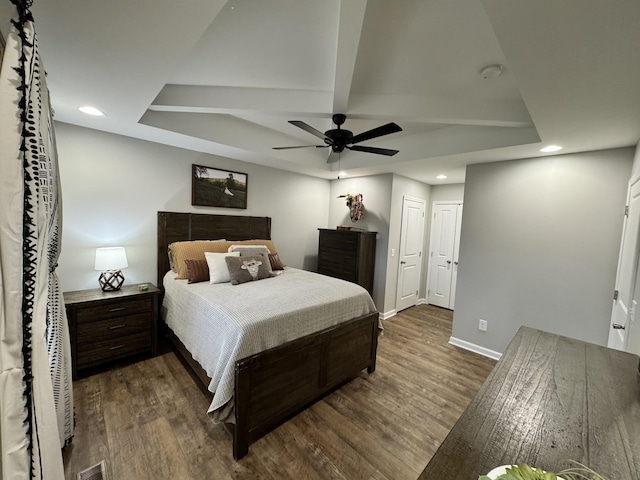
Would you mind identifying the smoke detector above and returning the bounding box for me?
[480,64,504,79]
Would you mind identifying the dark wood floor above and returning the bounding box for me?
[63,305,496,480]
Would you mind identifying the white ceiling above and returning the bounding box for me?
[24,0,640,183]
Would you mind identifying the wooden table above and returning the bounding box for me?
[418,327,640,479]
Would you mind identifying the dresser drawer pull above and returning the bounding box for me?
[109,344,125,350]
[108,324,126,330]
[109,307,126,312]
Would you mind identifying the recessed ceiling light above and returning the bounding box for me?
[540,145,562,153]
[78,106,105,116]
[337,172,348,178]
[436,174,447,180]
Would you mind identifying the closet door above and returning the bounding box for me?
[428,203,462,309]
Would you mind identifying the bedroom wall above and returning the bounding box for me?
[632,139,640,175]
[328,174,393,310]
[429,183,464,203]
[452,148,633,356]
[55,122,330,292]
[327,174,431,315]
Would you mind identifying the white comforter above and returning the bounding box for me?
[162,267,377,419]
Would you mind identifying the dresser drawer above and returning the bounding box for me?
[318,258,358,283]
[76,331,152,368]
[76,297,152,323]
[76,312,151,346]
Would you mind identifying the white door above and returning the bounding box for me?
[608,174,640,351]
[428,203,462,309]
[396,197,426,312]
[449,204,463,309]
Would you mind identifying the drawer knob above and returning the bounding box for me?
[109,307,125,312]
[108,324,126,330]
[109,344,125,350]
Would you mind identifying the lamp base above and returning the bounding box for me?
[99,269,125,291]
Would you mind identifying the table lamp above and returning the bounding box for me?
[94,246,128,291]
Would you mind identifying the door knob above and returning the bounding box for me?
[446,260,452,264]
[613,323,626,330]
[400,261,406,265]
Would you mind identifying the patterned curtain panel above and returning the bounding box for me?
[0,1,73,478]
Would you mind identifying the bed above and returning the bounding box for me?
[157,211,379,460]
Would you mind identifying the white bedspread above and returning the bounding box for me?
[162,268,377,419]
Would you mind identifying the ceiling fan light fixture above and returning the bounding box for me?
[274,114,402,162]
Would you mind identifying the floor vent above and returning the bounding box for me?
[77,460,107,480]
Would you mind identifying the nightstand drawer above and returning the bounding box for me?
[76,313,152,345]
[76,297,152,323]
[76,331,152,368]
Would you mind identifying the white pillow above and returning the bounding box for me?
[205,251,240,284]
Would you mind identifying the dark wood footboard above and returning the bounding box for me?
[164,311,379,460]
[233,311,379,460]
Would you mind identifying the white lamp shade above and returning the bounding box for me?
[94,247,128,271]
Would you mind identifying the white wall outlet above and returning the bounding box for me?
[478,319,488,332]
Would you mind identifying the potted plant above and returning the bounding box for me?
[480,462,609,480]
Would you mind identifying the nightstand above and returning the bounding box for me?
[64,283,160,379]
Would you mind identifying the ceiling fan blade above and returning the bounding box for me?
[272,145,328,150]
[327,151,341,164]
[347,145,399,156]
[349,122,402,145]
[289,120,331,142]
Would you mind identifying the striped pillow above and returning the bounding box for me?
[184,259,209,284]
[268,253,286,270]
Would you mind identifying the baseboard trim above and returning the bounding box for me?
[449,336,502,361]
[380,309,397,320]
[417,298,427,305]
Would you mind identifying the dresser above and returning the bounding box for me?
[64,283,160,379]
[317,228,376,295]
[418,327,640,479]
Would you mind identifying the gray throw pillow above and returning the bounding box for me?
[225,255,272,285]
[228,245,272,273]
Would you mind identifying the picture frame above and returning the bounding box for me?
[192,164,248,209]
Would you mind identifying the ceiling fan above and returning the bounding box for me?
[273,114,402,163]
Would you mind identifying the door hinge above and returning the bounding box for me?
[416,290,419,296]
[614,290,619,300]
[419,251,422,257]
[625,205,629,217]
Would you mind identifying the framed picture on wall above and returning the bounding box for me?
[192,164,248,209]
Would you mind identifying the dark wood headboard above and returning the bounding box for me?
[157,211,272,290]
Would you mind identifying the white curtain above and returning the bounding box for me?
[0,1,73,479]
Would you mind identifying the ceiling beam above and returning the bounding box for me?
[332,0,368,114]
[151,85,533,129]
[150,85,332,117]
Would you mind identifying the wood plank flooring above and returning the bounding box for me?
[63,305,496,480]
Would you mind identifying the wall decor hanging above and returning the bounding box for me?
[338,193,365,222]
[192,164,248,209]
